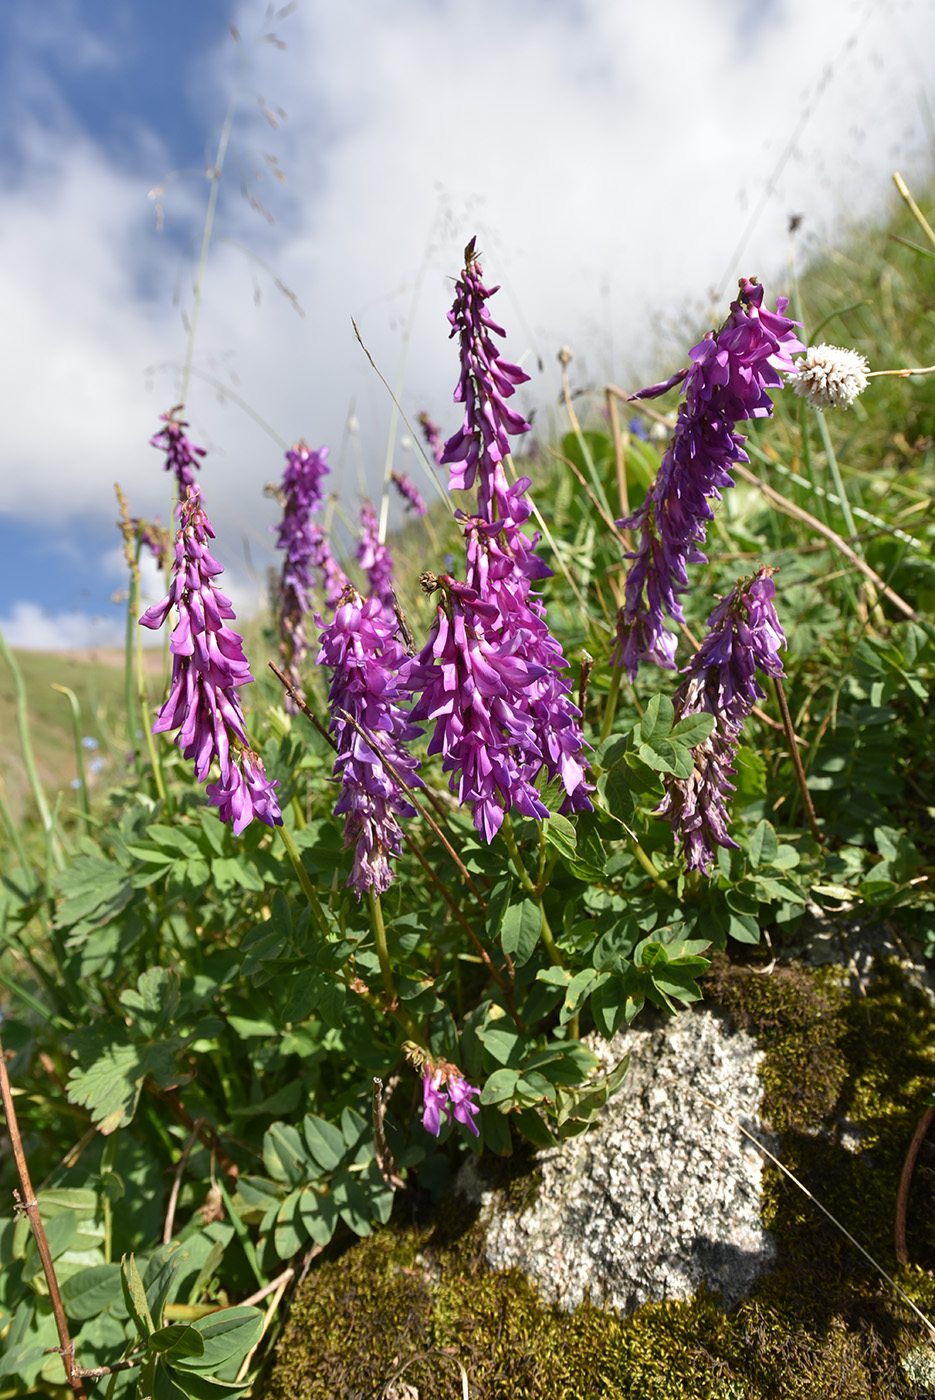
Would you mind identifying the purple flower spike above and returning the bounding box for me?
[151,406,207,513]
[139,484,282,833]
[615,281,803,680]
[310,523,350,612]
[418,411,444,466]
[657,566,786,874]
[274,442,331,706]
[441,238,531,520]
[356,501,394,610]
[317,586,422,898]
[390,469,427,516]
[421,1062,481,1138]
[412,239,591,837]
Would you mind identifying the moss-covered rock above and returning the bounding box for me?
[265,951,935,1399]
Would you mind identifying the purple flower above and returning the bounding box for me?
[421,1064,480,1138]
[390,469,427,516]
[407,573,552,842]
[316,586,422,898]
[356,501,394,610]
[440,237,531,521]
[310,522,350,612]
[274,443,331,705]
[139,485,282,834]
[422,1070,447,1136]
[151,406,206,512]
[418,411,444,467]
[409,240,591,836]
[446,1075,481,1135]
[657,567,785,874]
[614,281,803,681]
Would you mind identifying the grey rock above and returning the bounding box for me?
[459,1007,776,1313]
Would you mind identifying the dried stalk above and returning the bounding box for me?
[0,1035,88,1398]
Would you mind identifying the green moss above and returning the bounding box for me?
[266,953,935,1400]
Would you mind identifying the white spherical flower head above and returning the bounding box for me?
[790,343,870,410]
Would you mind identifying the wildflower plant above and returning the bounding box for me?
[4,185,935,1400]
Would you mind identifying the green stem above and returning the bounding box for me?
[815,411,860,549]
[599,665,623,743]
[628,837,671,893]
[368,888,397,1006]
[538,902,564,970]
[276,825,332,941]
[122,562,140,772]
[51,685,90,820]
[0,628,63,869]
[500,815,537,897]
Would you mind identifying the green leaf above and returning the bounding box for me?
[297,1187,338,1247]
[591,975,631,1038]
[145,1242,186,1328]
[67,1032,181,1134]
[121,1253,154,1340]
[514,1108,557,1148]
[331,1171,373,1237]
[637,693,675,743]
[263,1124,310,1187]
[475,1022,524,1067]
[274,1190,306,1259]
[500,898,541,967]
[543,813,577,860]
[480,1068,519,1105]
[638,739,694,778]
[21,1212,76,1284]
[170,1307,264,1374]
[559,968,605,1025]
[748,819,778,869]
[150,1323,206,1359]
[670,712,715,747]
[59,1263,123,1321]
[302,1114,345,1173]
[728,912,760,945]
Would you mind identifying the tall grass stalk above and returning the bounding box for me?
[51,685,90,822]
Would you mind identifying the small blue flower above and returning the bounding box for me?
[81,736,99,751]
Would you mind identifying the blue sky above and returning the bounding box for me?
[2,0,935,648]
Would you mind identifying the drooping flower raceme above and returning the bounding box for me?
[656,567,786,874]
[317,586,422,898]
[274,442,330,702]
[614,281,803,681]
[417,411,445,467]
[356,501,394,612]
[139,485,282,834]
[151,406,207,512]
[421,1062,480,1137]
[390,469,427,516]
[789,343,870,410]
[411,238,590,838]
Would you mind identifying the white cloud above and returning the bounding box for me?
[0,601,125,652]
[3,0,935,632]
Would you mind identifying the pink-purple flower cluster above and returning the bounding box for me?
[356,500,395,612]
[151,406,206,513]
[614,281,803,680]
[139,486,282,833]
[657,567,785,873]
[421,1062,480,1137]
[417,411,444,467]
[316,586,423,898]
[390,469,427,516]
[409,239,590,841]
[274,442,331,703]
